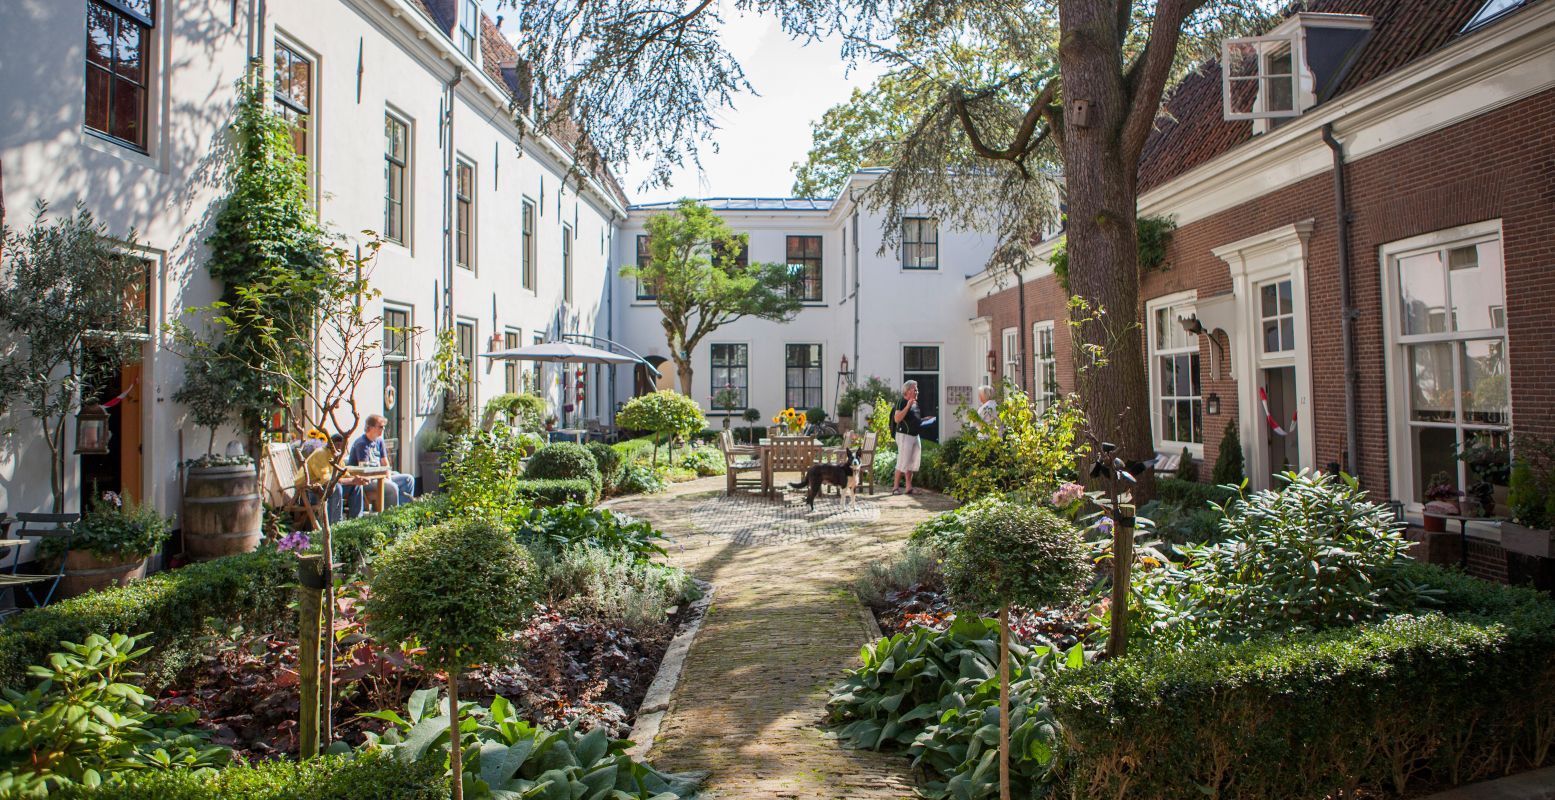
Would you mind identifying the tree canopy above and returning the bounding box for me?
[621,199,803,394]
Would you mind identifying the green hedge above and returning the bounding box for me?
[512,478,598,507]
[1049,563,1555,799]
[329,495,449,575]
[53,751,447,799]
[1154,475,1240,508]
[0,549,295,688]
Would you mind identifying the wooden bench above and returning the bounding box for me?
[260,442,319,532]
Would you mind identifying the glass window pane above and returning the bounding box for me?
[1460,339,1509,426]
[87,5,113,67]
[111,82,143,142]
[1407,343,1455,423]
[1265,75,1294,112]
[114,17,143,81]
[1411,426,1460,500]
[1399,251,1446,335]
[1279,280,1293,314]
[1160,400,1177,442]
[1449,240,1504,333]
[1263,319,1280,353]
[1159,356,1175,395]
[1260,283,1277,318]
[85,67,111,132]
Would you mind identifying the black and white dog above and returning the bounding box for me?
[788,448,863,510]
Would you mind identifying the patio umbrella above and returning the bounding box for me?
[479,341,641,365]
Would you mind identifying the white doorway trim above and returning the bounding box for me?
[1213,220,1316,490]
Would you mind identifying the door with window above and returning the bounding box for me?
[1256,278,1301,480]
[383,308,410,471]
[903,345,940,442]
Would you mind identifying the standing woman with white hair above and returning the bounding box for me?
[892,380,923,494]
[974,385,998,435]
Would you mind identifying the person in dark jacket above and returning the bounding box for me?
[892,380,923,495]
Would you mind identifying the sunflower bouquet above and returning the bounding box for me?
[772,407,806,434]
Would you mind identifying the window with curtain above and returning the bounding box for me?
[785,344,822,410]
[902,217,939,269]
[710,344,749,411]
[1150,299,1203,448]
[1033,321,1057,411]
[785,235,823,302]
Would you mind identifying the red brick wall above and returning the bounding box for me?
[976,86,1555,498]
[976,272,1074,398]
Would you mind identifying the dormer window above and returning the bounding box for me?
[1462,0,1526,32]
[1221,13,1372,124]
[457,0,479,61]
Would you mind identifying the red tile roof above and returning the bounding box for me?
[1137,0,1544,192]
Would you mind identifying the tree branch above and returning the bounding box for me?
[1121,0,1208,163]
[948,79,1060,177]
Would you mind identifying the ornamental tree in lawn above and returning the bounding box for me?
[617,389,706,466]
[945,500,1089,800]
[365,520,537,800]
[621,200,803,395]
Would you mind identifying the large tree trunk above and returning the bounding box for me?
[675,358,693,395]
[1059,1,1155,499]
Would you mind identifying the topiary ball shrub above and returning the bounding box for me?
[587,441,623,491]
[526,442,603,500]
[945,500,1090,616]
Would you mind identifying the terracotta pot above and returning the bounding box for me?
[1422,513,1447,533]
[1501,521,1555,559]
[182,463,263,562]
[54,550,147,598]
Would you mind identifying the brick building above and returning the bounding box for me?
[972,0,1555,527]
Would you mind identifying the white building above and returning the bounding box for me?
[614,174,999,441]
[0,0,1000,525]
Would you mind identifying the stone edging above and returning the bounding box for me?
[858,600,885,641]
[626,577,716,759]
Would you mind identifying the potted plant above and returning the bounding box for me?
[1456,437,1512,515]
[173,351,262,561]
[1502,436,1555,558]
[741,407,761,444]
[713,387,740,430]
[1421,472,1460,532]
[42,491,171,597]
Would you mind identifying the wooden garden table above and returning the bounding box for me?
[345,465,389,512]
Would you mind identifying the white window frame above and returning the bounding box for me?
[1032,320,1057,412]
[1379,219,1510,509]
[383,109,412,248]
[1000,327,1020,390]
[1221,33,1303,121]
[1146,290,1204,458]
[561,222,573,304]
[457,0,479,60]
[455,156,476,272]
[520,197,536,291]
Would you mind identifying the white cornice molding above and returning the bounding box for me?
[1211,220,1316,275]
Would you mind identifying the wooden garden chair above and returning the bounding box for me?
[766,440,821,499]
[856,431,878,495]
[261,442,319,532]
[719,430,763,496]
[0,513,79,616]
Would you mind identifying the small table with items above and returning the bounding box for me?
[345,465,390,512]
[1431,513,1505,569]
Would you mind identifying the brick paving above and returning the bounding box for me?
[607,477,956,799]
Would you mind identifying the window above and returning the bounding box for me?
[521,199,535,290]
[785,344,822,410]
[384,114,409,244]
[786,235,823,302]
[1260,279,1296,353]
[561,224,573,304]
[1033,321,1057,411]
[710,344,749,411]
[85,0,154,149]
[1001,327,1020,389]
[457,0,479,60]
[1221,34,1300,120]
[713,237,748,269]
[1149,298,1203,449]
[455,159,474,269]
[273,41,312,160]
[903,346,939,373]
[455,320,475,407]
[1388,227,1509,503]
[503,329,522,393]
[902,217,939,269]
[634,235,656,300]
[1463,0,1525,32]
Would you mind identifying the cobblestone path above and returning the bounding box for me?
[607,477,956,800]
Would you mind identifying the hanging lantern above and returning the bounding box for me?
[75,403,111,455]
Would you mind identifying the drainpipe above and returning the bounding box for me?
[442,67,464,335]
[1323,123,1360,477]
[851,198,861,380]
[1015,266,1029,395]
[607,211,617,422]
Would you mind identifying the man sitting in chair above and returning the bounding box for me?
[346,414,415,510]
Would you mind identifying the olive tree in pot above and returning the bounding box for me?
[366,519,537,800]
[944,500,1089,800]
[1503,435,1555,558]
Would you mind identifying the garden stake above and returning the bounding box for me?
[449,674,464,800]
[296,553,326,759]
[998,604,1011,800]
[1107,503,1135,660]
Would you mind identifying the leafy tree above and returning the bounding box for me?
[944,500,1089,800]
[953,386,1088,502]
[173,355,250,459]
[203,69,328,443]
[622,200,803,394]
[365,520,536,800]
[0,202,148,511]
[791,74,927,197]
[617,390,706,466]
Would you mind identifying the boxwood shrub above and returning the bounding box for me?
[53,751,447,799]
[587,441,623,491]
[525,442,603,498]
[512,478,598,507]
[1048,562,1555,800]
[1154,475,1240,509]
[0,548,295,688]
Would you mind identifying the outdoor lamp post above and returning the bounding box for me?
[75,403,111,455]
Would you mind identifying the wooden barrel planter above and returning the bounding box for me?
[183,463,263,561]
[55,551,147,598]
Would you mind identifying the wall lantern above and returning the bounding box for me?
[75,403,112,455]
[1206,393,1221,416]
[839,354,850,375]
[986,350,998,374]
[488,332,504,351]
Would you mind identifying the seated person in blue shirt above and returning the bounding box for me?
[344,414,415,512]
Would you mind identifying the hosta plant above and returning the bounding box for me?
[360,690,701,799]
[0,633,229,797]
[509,505,668,562]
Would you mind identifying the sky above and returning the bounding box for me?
[490,4,886,205]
